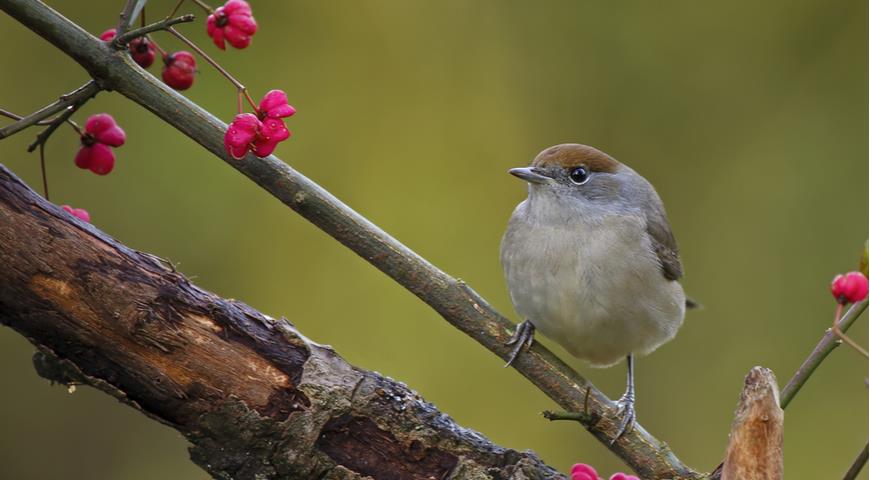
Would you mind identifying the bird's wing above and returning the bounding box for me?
[645,205,684,281]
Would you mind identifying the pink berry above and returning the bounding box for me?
[831,272,869,304]
[223,113,292,160]
[129,37,156,68]
[61,205,91,223]
[162,51,197,90]
[74,114,125,175]
[206,0,258,50]
[85,113,126,147]
[224,113,260,159]
[571,463,599,480]
[98,28,156,68]
[100,28,117,41]
[75,143,116,175]
[258,90,296,119]
[252,117,290,157]
[609,473,640,480]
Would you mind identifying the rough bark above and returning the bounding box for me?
[720,367,784,480]
[0,164,561,480]
[0,1,703,478]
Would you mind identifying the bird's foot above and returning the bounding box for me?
[611,392,636,444]
[504,320,535,367]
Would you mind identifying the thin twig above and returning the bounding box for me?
[27,96,90,153]
[0,108,53,126]
[166,26,259,113]
[843,443,869,480]
[779,300,868,409]
[66,119,82,136]
[831,303,868,358]
[191,0,213,14]
[0,81,99,140]
[166,0,185,19]
[116,0,148,37]
[149,36,168,59]
[113,14,195,48]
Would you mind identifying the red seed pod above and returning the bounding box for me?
[98,28,156,68]
[831,271,869,304]
[162,51,197,90]
[129,37,157,68]
[61,205,91,223]
[570,464,598,480]
[206,0,258,50]
[73,114,125,175]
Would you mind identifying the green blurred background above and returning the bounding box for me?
[0,0,867,478]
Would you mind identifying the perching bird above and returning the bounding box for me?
[500,143,690,440]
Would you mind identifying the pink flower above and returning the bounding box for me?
[206,0,258,50]
[75,114,126,175]
[224,113,291,159]
[609,473,639,480]
[162,51,197,90]
[259,90,297,119]
[98,28,156,68]
[61,205,91,223]
[571,464,599,480]
[831,272,869,304]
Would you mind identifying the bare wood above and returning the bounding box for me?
[721,367,784,480]
[0,164,562,480]
[0,1,703,477]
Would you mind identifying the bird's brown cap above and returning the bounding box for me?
[531,144,621,173]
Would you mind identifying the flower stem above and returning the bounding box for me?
[66,119,82,136]
[832,302,868,358]
[167,26,259,113]
[779,299,868,409]
[166,0,184,20]
[191,0,214,14]
[150,37,169,59]
[38,144,49,201]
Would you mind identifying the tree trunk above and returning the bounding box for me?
[0,164,562,480]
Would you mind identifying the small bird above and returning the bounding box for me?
[500,143,689,440]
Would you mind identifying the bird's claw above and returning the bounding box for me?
[610,393,636,444]
[504,320,535,367]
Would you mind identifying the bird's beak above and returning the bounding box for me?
[509,167,550,185]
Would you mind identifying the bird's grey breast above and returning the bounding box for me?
[500,196,685,365]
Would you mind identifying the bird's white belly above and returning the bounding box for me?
[501,212,685,367]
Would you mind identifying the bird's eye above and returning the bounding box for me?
[569,166,589,185]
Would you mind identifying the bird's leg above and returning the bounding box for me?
[504,320,535,367]
[612,354,636,444]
